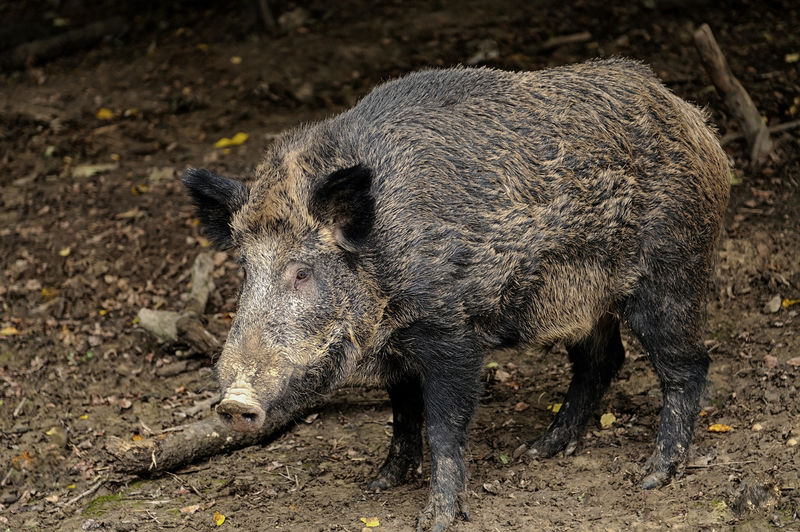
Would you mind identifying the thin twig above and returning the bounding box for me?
[59,476,107,508]
[722,118,800,145]
[685,459,757,469]
[167,471,203,498]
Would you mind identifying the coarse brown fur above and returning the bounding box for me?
[183,58,730,531]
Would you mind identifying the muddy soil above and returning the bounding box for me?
[1,1,799,530]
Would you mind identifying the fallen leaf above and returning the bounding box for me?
[230,56,242,64]
[41,287,58,298]
[764,354,778,369]
[59,247,71,257]
[214,511,225,526]
[132,434,143,441]
[45,494,59,503]
[786,52,800,63]
[96,108,113,120]
[12,451,35,470]
[708,424,732,433]
[786,357,800,367]
[499,453,509,464]
[119,399,132,410]
[548,403,562,414]
[181,504,201,514]
[486,361,499,369]
[600,412,616,428]
[214,132,248,149]
[0,326,20,336]
[783,298,800,308]
[79,414,88,420]
[513,401,529,412]
[360,517,380,527]
[71,163,116,178]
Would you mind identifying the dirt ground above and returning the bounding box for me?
[1,1,799,530]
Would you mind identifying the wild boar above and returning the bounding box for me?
[183,58,730,531]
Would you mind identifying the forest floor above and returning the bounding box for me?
[1,0,799,530]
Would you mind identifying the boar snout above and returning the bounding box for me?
[216,385,266,432]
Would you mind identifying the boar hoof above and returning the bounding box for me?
[366,475,393,491]
[414,493,469,532]
[642,470,671,490]
[514,431,580,462]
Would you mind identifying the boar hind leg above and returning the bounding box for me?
[624,282,709,490]
[518,314,625,460]
[368,375,424,490]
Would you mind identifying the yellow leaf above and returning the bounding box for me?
[59,247,71,257]
[67,484,76,490]
[230,56,242,64]
[98,309,108,316]
[600,413,616,428]
[96,108,113,120]
[0,326,19,336]
[41,287,57,298]
[360,517,380,527]
[214,132,249,149]
[782,298,800,308]
[79,414,88,420]
[214,511,226,526]
[197,43,209,52]
[110,153,121,161]
[708,423,732,433]
[548,403,562,413]
[132,434,143,441]
[786,52,800,63]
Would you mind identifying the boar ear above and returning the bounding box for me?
[308,164,374,253]
[182,168,249,250]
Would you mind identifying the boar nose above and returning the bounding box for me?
[216,397,266,432]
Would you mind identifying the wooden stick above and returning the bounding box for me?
[693,23,773,164]
[106,400,323,476]
[1,18,128,70]
[721,118,800,145]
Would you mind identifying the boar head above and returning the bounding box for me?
[183,163,385,432]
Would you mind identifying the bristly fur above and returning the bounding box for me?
[184,58,730,531]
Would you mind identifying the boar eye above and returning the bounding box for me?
[294,267,311,289]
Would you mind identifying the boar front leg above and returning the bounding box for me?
[410,327,482,532]
[368,374,424,490]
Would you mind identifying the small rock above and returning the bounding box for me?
[291,81,315,104]
[466,39,500,65]
[763,354,778,369]
[764,295,782,314]
[482,480,501,494]
[751,423,763,432]
[278,7,310,31]
[787,438,797,447]
[155,360,188,377]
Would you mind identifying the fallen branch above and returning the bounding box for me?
[1,18,128,70]
[721,118,800,145]
[693,23,773,165]
[106,400,323,476]
[137,252,221,355]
